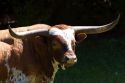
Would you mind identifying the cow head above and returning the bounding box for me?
[49,25,87,69]
[8,14,120,70]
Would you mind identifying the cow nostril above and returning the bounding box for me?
[74,58,77,60]
[65,57,69,61]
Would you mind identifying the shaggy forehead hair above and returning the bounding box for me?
[49,28,75,40]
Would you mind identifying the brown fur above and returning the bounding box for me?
[0,24,76,83]
[0,24,54,82]
[53,24,71,30]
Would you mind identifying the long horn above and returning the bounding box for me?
[8,25,49,39]
[72,14,120,34]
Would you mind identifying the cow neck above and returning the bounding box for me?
[31,36,55,80]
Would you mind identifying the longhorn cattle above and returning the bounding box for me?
[0,15,120,83]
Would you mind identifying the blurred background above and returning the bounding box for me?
[0,0,125,83]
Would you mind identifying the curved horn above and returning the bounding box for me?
[8,25,49,39]
[72,14,120,34]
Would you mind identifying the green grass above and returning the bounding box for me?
[54,37,125,83]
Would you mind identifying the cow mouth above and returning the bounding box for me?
[58,57,77,70]
[59,62,76,70]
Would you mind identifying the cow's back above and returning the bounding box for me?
[0,24,50,44]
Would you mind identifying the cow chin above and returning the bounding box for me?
[59,62,76,70]
[59,58,77,70]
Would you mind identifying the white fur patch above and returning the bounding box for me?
[4,55,28,83]
[51,58,59,83]
[49,28,75,51]
[5,66,28,83]
[9,68,28,83]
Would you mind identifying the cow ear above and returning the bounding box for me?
[75,33,87,43]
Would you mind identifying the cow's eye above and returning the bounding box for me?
[62,44,68,52]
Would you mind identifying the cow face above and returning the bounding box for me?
[49,27,87,69]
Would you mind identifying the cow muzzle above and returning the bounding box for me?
[65,55,77,65]
[60,51,77,70]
